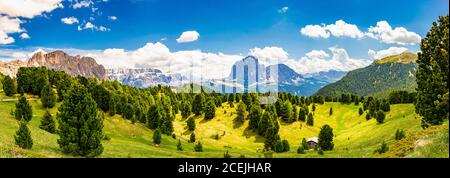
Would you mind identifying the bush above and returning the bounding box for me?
[376,110,385,124]
[306,113,314,126]
[282,139,290,152]
[15,120,33,149]
[102,134,111,141]
[177,139,183,151]
[172,133,176,139]
[297,146,305,154]
[375,141,389,154]
[358,107,363,116]
[274,140,284,153]
[224,150,231,158]
[2,75,16,96]
[39,111,56,134]
[318,149,324,155]
[194,141,203,152]
[395,129,406,140]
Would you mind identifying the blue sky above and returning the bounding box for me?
[0,0,448,77]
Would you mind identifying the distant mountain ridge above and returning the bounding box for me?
[315,52,418,98]
[204,55,329,96]
[0,50,106,79]
[106,68,188,88]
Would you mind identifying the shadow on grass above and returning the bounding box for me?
[242,126,265,143]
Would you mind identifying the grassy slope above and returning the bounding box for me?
[2,90,439,158]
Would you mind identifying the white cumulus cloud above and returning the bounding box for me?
[176,30,200,43]
[0,15,24,44]
[61,16,79,24]
[77,22,110,31]
[367,21,421,45]
[71,0,93,9]
[108,16,117,20]
[249,46,289,65]
[0,0,63,18]
[368,46,408,60]
[300,25,330,38]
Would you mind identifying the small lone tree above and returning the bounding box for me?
[301,138,308,149]
[189,132,196,143]
[194,141,203,152]
[329,107,333,116]
[186,117,196,131]
[282,139,290,152]
[224,150,232,158]
[299,106,307,121]
[177,139,183,151]
[306,113,314,126]
[181,101,191,119]
[2,75,16,96]
[312,103,316,112]
[15,96,32,122]
[376,110,385,124]
[318,124,334,151]
[375,141,389,154]
[153,129,162,145]
[358,107,364,116]
[39,110,56,134]
[40,83,56,108]
[297,146,305,154]
[15,120,33,149]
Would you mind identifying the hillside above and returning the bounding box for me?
[315,52,418,98]
[1,92,432,158]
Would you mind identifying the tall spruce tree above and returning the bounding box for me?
[153,129,162,145]
[57,83,104,157]
[236,102,246,123]
[181,100,191,119]
[248,104,262,129]
[15,120,33,149]
[15,96,32,122]
[187,117,196,131]
[416,15,449,128]
[147,105,162,129]
[306,113,314,126]
[40,83,56,108]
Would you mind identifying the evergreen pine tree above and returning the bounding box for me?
[192,94,205,115]
[306,113,314,126]
[189,132,196,143]
[187,117,196,131]
[147,105,161,129]
[2,75,16,96]
[15,120,33,149]
[181,100,191,119]
[15,96,32,122]
[57,83,103,157]
[177,139,183,151]
[258,112,271,135]
[376,110,385,124]
[415,15,449,128]
[298,106,307,122]
[39,110,56,134]
[41,83,56,108]
[153,129,162,145]
[329,107,333,116]
[358,107,364,116]
[235,102,246,123]
[318,124,334,151]
[248,104,262,129]
[204,99,216,120]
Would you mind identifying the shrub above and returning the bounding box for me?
[224,150,231,158]
[395,129,406,140]
[194,141,203,152]
[177,139,183,151]
[39,111,56,134]
[375,141,389,154]
[297,146,305,154]
[189,132,196,143]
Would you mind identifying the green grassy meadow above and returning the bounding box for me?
[3,90,446,158]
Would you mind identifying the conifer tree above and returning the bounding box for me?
[248,104,262,129]
[318,124,334,151]
[329,107,333,116]
[177,139,183,151]
[39,110,56,134]
[258,112,271,135]
[57,83,103,157]
[358,107,364,116]
[416,15,449,128]
[306,113,314,126]
[147,105,161,129]
[40,83,57,108]
[15,96,32,122]
[2,75,16,96]
[236,102,246,123]
[15,120,33,149]
[192,94,205,115]
[153,129,162,145]
[194,141,203,152]
[204,99,216,120]
[187,116,196,131]
[376,110,385,124]
[181,100,191,119]
[299,106,307,122]
[189,132,196,143]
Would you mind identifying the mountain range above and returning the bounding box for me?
[315,52,418,98]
